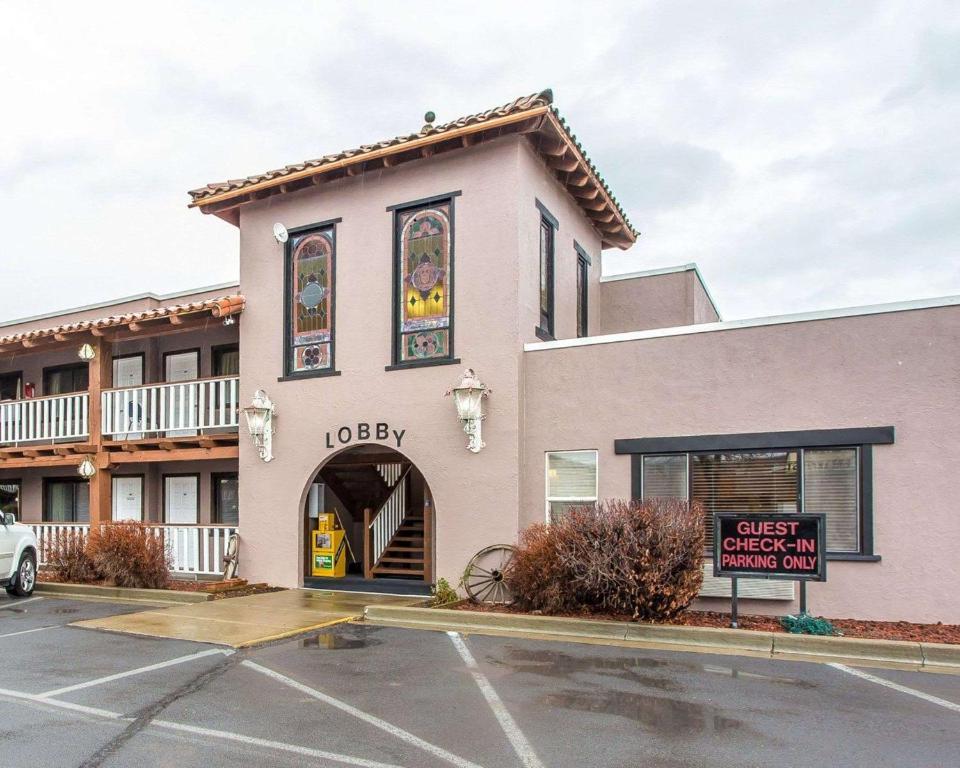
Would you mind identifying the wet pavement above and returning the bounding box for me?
[2,592,959,767]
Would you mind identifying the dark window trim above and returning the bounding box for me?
[573,240,593,266]
[211,343,240,377]
[42,476,89,523]
[386,190,461,212]
[389,194,457,369]
[162,347,201,381]
[41,362,89,396]
[536,203,557,339]
[111,473,145,520]
[535,198,559,229]
[161,472,200,524]
[211,471,239,526]
[282,218,341,380]
[576,252,589,338]
[616,426,895,455]
[630,442,880,560]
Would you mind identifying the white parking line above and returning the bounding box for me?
[0,596,42,610]
[0,625,61,639]
[38,648,232,698]
[829,663,960,714]
[447,632,546,768]
[243,660,487,768]
[0,687,408,768]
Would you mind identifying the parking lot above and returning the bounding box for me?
[1,593,959,767]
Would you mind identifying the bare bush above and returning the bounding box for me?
[508,498,705,621]
[86,522,171,589]
[47,532,98,584]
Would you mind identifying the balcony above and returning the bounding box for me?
[0,392,90,446]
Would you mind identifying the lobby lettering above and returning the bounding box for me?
[325,422,405,448]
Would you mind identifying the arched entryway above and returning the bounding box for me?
[302,444,434,593]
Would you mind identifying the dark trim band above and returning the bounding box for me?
[385,357,461,373]
[287,217,342,235]
[386,190,462,212]
[535,199,559,230]
[573,240,593,265]
[615,426,895,455]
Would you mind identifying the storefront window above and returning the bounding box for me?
[545,450,598,522]
[640,447,861,554]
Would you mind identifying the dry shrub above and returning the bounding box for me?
[47,532,98,583]
[86,522,171,589]
[508,498,705,621]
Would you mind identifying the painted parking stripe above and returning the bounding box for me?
[447,632,546,768]
[0,596,42,610]
[38,648,232,698]
[829,663,960,714]
[243,660,487,768]
[0,687,407,768]
[0,625,61,640]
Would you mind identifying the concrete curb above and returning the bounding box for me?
[36,582,211,605]
[362,606,959,674]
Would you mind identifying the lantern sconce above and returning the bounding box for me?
[446,368,491,453]
[77,457,97,480]
[242,389,276,462]
[77,343,96,362]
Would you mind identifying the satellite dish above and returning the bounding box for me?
[273,222,289,244]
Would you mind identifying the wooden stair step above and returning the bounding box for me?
[379,557,425,564]
[373,566,425,576]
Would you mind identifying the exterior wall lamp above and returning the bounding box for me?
[77,343,96,362]
[446,368,491,453]
[77,457,97,479]
[242,389,276,462]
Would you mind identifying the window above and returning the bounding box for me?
[536,202,557,339]
[0,371,22,401]
[640,447,863,555]
[1,480,21,518]
[212,473,239,526]
[393,198,455,365]
[545,450,598,522]
[576,251,589,338]
[43,363,88,395]
[213,344,240,377]
[43,478,89,523]
[285,222,337,376]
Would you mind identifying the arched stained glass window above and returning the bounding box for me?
[395,200,453,363]
[286,225,336,375]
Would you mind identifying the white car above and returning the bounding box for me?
[1,513,37,597]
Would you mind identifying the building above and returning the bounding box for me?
[3,90,958,622]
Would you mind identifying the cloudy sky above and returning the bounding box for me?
[1,1,957,323]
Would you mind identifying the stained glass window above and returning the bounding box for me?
[288,226,335,374]
[396,201,453,362]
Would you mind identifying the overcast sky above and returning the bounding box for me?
[1,1,957,323]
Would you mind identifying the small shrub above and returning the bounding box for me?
[87,522,171,589]
[781,613,840,636]
[507,498,705,622]
[431,577,459,606]
[47,532,98,583]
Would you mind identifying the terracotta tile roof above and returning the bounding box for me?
[0,295,244,352]
[188,90,637,249]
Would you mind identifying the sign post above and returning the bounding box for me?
[713,513,827,628]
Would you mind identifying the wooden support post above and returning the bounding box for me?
[362,507,373,580]
[423,492,434,585]
[87,337,112,526]
[88,465,112,527]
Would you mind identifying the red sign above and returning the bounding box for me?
[713,513,826,581]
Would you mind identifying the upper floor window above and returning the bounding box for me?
[536,200,557,340]
[392,197,455,366]
[575,243,590,338]
[285,222,337,377]
[43,363,88,396]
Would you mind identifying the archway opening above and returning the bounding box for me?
[302,444,434,595]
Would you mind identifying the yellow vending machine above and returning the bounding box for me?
[311,513,346,578]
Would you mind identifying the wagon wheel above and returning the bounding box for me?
[464,545,518,605]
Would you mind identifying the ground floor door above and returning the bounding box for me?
[303,445,433,590]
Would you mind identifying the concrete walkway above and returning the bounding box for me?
[71,589,422,647]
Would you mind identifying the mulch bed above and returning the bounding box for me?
[452,602,960,645]
[37,570,283,601]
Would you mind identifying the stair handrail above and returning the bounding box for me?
[366,465,412,574]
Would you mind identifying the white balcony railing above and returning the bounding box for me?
[0,393,89,446]
[102,376,240,439]
[30,523,238,577]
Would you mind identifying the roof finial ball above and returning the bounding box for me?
[422,110,436,133]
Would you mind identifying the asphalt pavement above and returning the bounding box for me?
[1,592,958,767]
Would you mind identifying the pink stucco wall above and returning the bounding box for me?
[597,267,719,335]
[521,304,960,623]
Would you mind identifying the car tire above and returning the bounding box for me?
[7,551,36,597]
